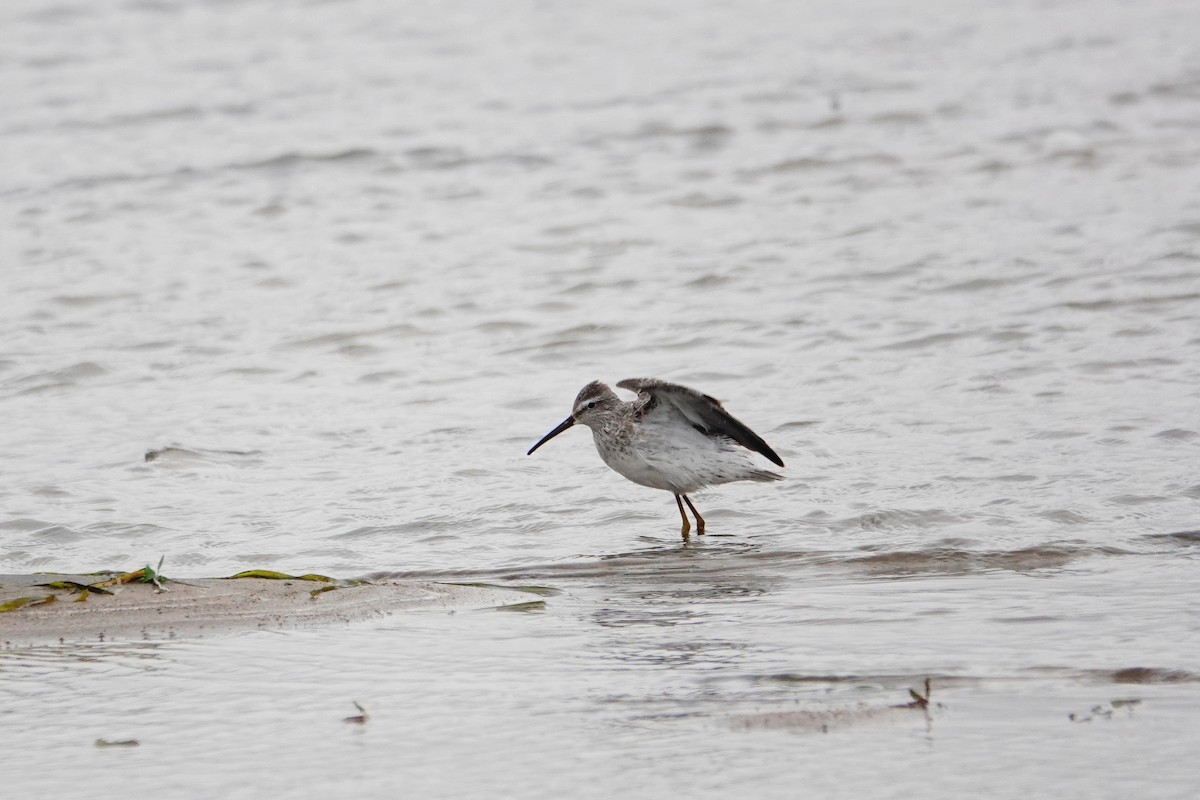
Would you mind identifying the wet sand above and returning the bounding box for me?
[0,573,532,648]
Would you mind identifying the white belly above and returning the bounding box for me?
[591,414,767,494]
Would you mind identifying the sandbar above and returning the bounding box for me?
[0,573,535,648]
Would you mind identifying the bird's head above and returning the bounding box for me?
[527,380,620,456]
[570,380,620,428]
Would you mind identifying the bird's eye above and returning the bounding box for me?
[586,401,597,409]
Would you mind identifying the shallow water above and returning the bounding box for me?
[3,0,1200,796]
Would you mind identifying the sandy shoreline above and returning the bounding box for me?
[0,572,538,648]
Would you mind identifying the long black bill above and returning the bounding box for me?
[527,416,575,455]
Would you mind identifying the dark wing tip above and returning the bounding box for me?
[724,416,784,466]
[759,442,785,468]
[702,399,786,467]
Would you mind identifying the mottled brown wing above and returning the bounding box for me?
[616,378,784,467]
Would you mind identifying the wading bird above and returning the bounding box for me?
[527,378,784,536]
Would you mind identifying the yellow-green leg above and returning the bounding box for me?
[681,494,705,535]
[674,493,691,537]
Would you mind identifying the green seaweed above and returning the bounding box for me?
[36,581,114,595]
[141,556,168,590]
[0,595,57,613]
[294,574,335,583]
[92,557,170,591]
[91,571,143,588]
[225,570,334,582]
[225,570,295,580]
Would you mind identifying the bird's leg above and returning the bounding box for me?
[674,493,691,537]
[681,494,706,535]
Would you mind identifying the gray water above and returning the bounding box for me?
[3,0,1200,796]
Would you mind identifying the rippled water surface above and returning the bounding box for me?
[3,0,1200,796]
